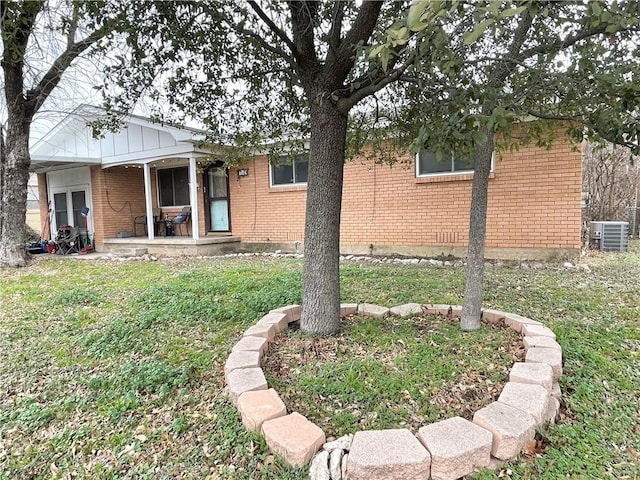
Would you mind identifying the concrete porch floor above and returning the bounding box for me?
[102,235,242,257]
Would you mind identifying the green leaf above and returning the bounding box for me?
[463,19,494,45]
[605,23,620,33]
[592,1,602,17]
[381,49,390,72]
[409,20,430,32]
[499,6,527,18]
[488,0,501,16]
[369,45,384,58]
[407,1,428,30]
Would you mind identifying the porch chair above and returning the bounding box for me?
[133,208,161,236]
[169,207,191,236]
[55,226,81,255]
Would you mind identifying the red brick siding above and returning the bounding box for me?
[229,131,582,252]
[37,173,50,239]
[90,166,146,247]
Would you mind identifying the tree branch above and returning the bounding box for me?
[247,1,297,57]
[523,108,582,122]
[328,1,383,86]
[337,53,415,114]
[326,2,345,62]
[489,9,533,88]
[517,22,640,62]
[66,2,80,48]
[25,18,115,114]
[287,1,319,66]
[229,21,296,70]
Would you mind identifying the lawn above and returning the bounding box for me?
[0,247,639,479]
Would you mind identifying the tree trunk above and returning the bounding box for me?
[460,130,494,331]
[300,101,348,335]
[0,123,31,268]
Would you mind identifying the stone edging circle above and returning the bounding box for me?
[224,303,563,479]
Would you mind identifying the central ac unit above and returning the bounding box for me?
[589,221,629,252]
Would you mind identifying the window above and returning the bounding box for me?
[53,192,68,227]
[271,154,309,186]
[416,151,475,177]
[158,167,190,206]
[71,191,86,228]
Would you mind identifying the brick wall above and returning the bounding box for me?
[37,173,50,239]
[91,166,146,248]
[230,156,307,244]
[228,129,583,259]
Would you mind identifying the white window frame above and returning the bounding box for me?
[156,165,191,207]
[269,154,309,187]
[415,151,495,178]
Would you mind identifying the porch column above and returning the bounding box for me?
[143,163,155,240]
[189,156,200,240]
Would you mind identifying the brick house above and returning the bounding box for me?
[31,106,582,259]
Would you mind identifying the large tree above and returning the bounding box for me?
[106,1,429,334]
[378,0,640,329]
[0,0,122,267]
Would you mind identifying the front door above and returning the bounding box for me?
[52,188,89,232]
[204,166,230,232]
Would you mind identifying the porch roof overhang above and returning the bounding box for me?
[30,156,102,174]
[29,105,221,173]
[101,144,215,169]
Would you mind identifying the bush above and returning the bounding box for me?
[24,224,41,244]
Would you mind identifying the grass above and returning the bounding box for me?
[263,314,522,436]
[0,247,639,479]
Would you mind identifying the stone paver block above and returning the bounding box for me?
[523,335,562,351]
[551,381,562,400]
[357,303,390,318]
[257,312,288,333]
[262,412,325,467]
[389,303,424,317]
[525,347,563,379]
[473,401,536,460]
[422,304,462,317]
[237,388,286,431]
[503,314,543,333]
[482,309,507,323]
[417,416,492,480]
[232,335,268,357]
[509,362,554,391]
[348,429,431,480]
[522,324,556,339]
[243,322,276,343]
[226,367,268,405]
[224,350,261,380]
[545,396,560,425]
[271,304,302,323]
[497,382,550,426]
[340,303,358,316]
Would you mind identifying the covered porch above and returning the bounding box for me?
[31,106,237,254]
